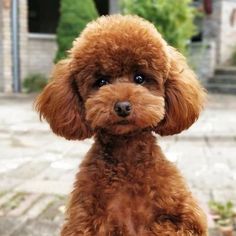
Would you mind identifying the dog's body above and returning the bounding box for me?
[61,132,207,235]
[36,15,207,235]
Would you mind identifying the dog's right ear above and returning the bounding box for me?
[35,59,93,140]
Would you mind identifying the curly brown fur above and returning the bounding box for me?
[35,15,207,235]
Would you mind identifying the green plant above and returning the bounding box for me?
[23,74,48,93]
[121,0,197,53]
[231,47,236,66]
[208,200,234,227]
[55,0,98,62]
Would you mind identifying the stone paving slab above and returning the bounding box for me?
[15,180,73,196]
[0,191,65,236]
[25,195,56,220]
[8,193,40,217]
[0,216,25,236]
[9,219,62,236]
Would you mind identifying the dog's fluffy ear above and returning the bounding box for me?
[35,59,93,140]
[156,47,206,136]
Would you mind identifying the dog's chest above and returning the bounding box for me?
[95,151,158,234]
[105,191,154,235]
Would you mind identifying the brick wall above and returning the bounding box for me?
[21,0,57,83]
[219,0,236,64]
[2,2,12,92]
[19,0,28,81]
[203,0,236,65]
[203,0,222,65]
[0,1,3,91]
[0,0,28,92]
[27,34,57,77]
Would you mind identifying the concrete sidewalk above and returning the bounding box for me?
[0,93,236,235]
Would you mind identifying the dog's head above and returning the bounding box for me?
[35,15,205,140]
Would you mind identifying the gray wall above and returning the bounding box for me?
[109,0,120,14]
[27,34,57,77]
[188,41,216,82]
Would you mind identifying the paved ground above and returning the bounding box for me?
[0,93,236,236]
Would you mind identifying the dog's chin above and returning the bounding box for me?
[98,120,156,136]
[109,123,138,135]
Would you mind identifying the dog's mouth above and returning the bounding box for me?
[113,120,131,125]
[106,119,138,135]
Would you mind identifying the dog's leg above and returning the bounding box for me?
[150,196,208,236]
[59,189,99,236]
[60,218,94,236]
[149,154,208,236]
[151,222,207,236]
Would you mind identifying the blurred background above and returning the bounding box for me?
[0,0,236,235]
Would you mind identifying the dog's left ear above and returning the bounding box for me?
[155,47,206,136]
[35,59,93,140]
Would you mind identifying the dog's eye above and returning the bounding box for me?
[134,74,145,84]
[95,78,109,88]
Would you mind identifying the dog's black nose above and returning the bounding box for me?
[114,101,132,117]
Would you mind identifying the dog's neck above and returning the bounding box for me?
[95,130,157,164]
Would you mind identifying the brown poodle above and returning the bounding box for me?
[35,15,207,235]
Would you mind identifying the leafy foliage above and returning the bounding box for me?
[55,0,98,62]
[232,47,236,65]
[23,74,48,93]
[121,0,197,53]
[208,200,234,226]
